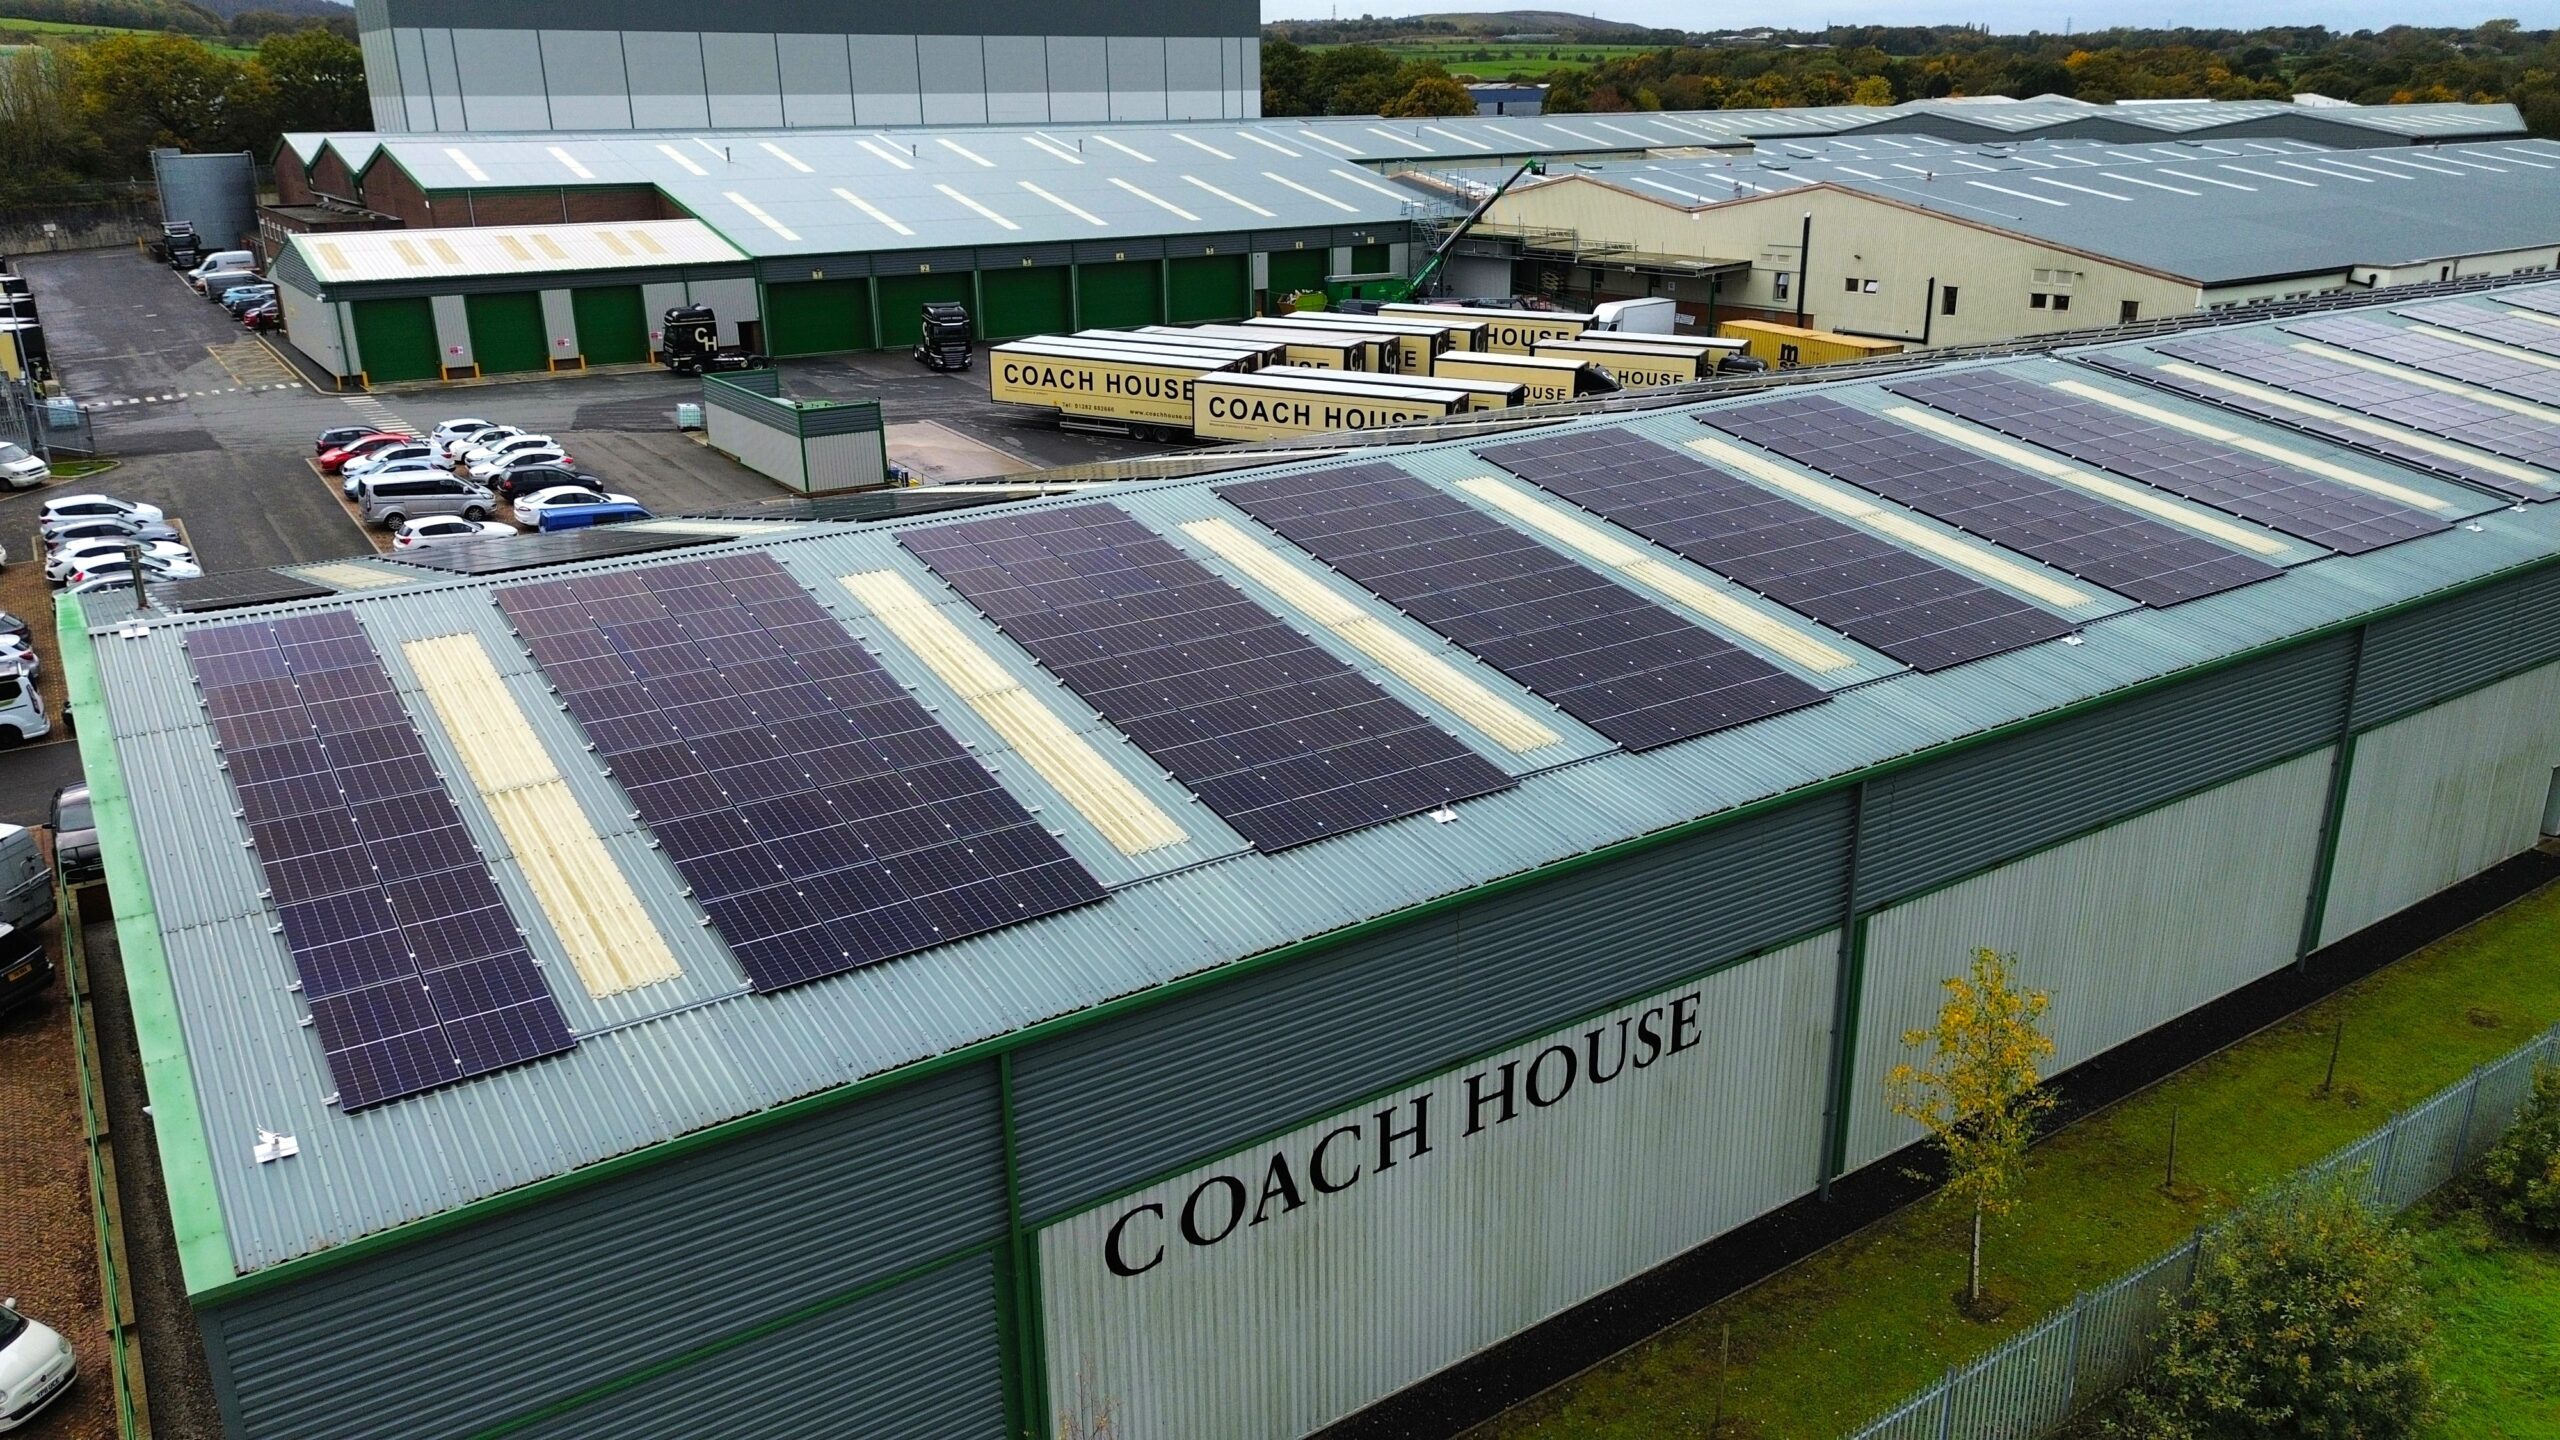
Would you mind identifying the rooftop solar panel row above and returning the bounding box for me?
[2392,299,2560,357]
[1701,396,2281,606]
[2280,313,2560,408]
[495,552,1106,990]
[187,611,577,1110]
[1476,431,2078,671]
[1215,463,1828,750]
[1881,369,2449,554]
[900,503,1516,850]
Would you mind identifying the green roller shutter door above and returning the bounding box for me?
[978,266,1072,340]
[570,285,647,365]
[1266,248,1328,301]
[465,291,548,374]
[350,297,437,384]
[1076,260,1162,329]
[1351,243,1391,273]
[1167,255,1249,325]
[877,273,973,350]
[764,278,874,356]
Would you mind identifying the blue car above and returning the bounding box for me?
[534,500,650,531]
[221,283,278,314]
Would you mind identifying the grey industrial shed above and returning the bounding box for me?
[64,282,2560,1440]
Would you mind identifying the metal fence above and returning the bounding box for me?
[1843,1024,2560,1440]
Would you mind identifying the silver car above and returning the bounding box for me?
[358,473,497,528]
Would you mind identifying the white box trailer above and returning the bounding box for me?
[1239,313,1457,375]
[1534,338,1707,389]
[1292,308,1491,355]
[1384,303,1589,354]
[1081,330,1287,371]
[1184,322,1394,372]
[1431,350,1622,403]
[1371,372,1528,413]
[990,338,1237,434]
[1191,370,1466,443]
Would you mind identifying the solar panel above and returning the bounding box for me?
[2393,299,2560,358]
[1881,370,2449,555]
[2467,286,2560,321]
[1476,431,2077,671]
[1216,464,1827,750]
[2075,351,2540,500]
[2280,314,2560,407]
[186,611,576,1110]
[1703,397,2278,606]
[899,503,1515,850]
[494,553,1103,991]
[387,526,718,576]
[2151,331,2560,488]
[153,568,335,613]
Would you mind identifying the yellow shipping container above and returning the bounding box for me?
[1716,319,1903,370]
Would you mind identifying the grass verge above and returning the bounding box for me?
[2411,1201,2560,1440]
[1472,879,2560,1440]
[48,459,118,480]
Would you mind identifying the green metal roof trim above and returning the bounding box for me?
[81,310,2560,1287]
[54,594,235,1296]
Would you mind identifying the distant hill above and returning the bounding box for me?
[1267,10,1681,44]
[190,0,347,16]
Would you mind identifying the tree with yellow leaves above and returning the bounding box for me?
[1885,947,2056,1316]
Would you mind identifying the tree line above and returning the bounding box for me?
[0,0,351,39]
[0,27,366,208]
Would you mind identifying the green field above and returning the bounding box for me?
[1472,880,2560,1440]
[1306,40,1660,78]
[0,16,258,58]
[2412,1205,2560,1440]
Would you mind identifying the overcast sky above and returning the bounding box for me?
[1259,3,2560,32]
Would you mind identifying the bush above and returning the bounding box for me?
[2479,1061,2560,1238]
[2105,1176,2435,1439]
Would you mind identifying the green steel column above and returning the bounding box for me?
[997,1052,1047,1440]
[1817,781,1870,1193]
[2297,625,2369,963]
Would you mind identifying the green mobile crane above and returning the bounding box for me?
[1323,157,1546,307]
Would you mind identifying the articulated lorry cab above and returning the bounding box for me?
[989,338,1232,437]
[1431,350,1620,404]
[1189,322,1392,373]
[1191,370,1465,443]
[914,302,973,371]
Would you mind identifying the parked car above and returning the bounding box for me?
[242,304,282,333]
[456,432,555,469]
[344,442,438,479]
[0,665,47,744]
[0,821,52,934]
[430,417,502,448]
[358,474,496,529]
[182,250,252,285]
[512,486,635,525]
[62,552,201,587]
[489,463,600,502]
[0,923,54,1022]
[468,446,568,483]
[318,433,413,473]
[0,636,36,679]
[315,425,374,454]
[49,784,96,887]
[0,441,49,490]
[392,516,518,549]
[46,539,193,584]
[341,457,446,498]
[0,612,28,646]
[38,494,163,536]
[530,499,649,531]
[42,519,178,553]
[219,283,277,313]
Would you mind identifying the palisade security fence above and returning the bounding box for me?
[1842,1022,2560,1440]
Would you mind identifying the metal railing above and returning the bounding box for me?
[1842,1022,2560,1440]
[59,879,150,1439]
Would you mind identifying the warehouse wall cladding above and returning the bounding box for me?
[66,275,2560,1440]
[350,0,1263,132]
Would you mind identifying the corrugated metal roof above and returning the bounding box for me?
[84,292,2560,1276]
[289,219,745,284]
[1525,139,2560,284]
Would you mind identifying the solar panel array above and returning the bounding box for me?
[389,526,717,576]
[1477,431,2077,671]
[153,569,335,614]
[2482,286,2560,320]
[495,553,1105,990]
[2393,299,2560,357]
[2076,351,2542,500]
[900,503,1515,850]
[1882,370,2449,554]
[1703,396,2280,606]
[187,612,576,1110]
[2150,332,2560,486]
[1216,463,1827,750]
[2280,313,2560,407]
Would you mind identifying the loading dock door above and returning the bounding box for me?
[1265,248,1328,302]
[350,297,438,384]
[979,266,1073,340]
[1077,260,1162,330]
[570,285,647,365]
[763,277,873,356]
[465,292,548,374]
[877,274,973,350]
[1167,255,1249,325]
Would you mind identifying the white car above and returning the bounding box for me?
[469,446,568,482]
[63,552,201,588]
[43,519,178,553]
[39,495,164,536]
[344,443,438,479]
[0,1299,76,1433]
[458,432,555,468]
[0,636,38,680]
[392,516,518,549]
[511,486,635,525]
[47,539,193,584]
[0,442,49,490]
[342,458,446,498]
[430,417,502,448]
[62,574,136,598]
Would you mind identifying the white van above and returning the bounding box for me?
[0,667,50,746]
[0,442,48,489]
[0,824,50,936]
[184,251,253,284]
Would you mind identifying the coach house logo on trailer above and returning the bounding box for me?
[1099,991,1706,1278]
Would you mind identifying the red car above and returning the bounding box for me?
[242,304,282,332]
[318,432,416,473]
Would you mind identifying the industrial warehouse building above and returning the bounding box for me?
[1472,135,2560,349]
[66,279,2560,1439]
[351,0,1263,131]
